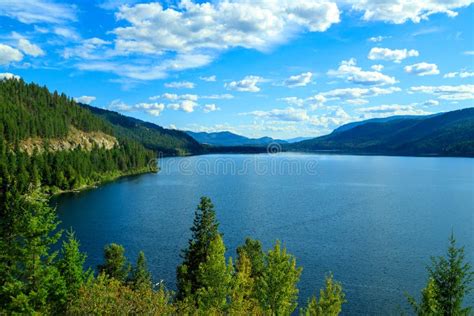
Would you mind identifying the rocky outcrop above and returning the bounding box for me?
[19,127,118,155]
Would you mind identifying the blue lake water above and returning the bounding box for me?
[53,153,474,315]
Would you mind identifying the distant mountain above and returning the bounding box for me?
[284,137,313,143]
[288,108,474,157]
[81,104,204,155]
[186,131,287,147]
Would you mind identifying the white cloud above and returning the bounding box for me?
[444,71,474,78]
[283,72,313,87]
[347,0,473,24]
[242,107,310,122]
[53,27,80,40]
[113,1,340,55]
[200,75,217,82]
[368,47,419,63]
[279,97,306,107]
[355,104,431,119]
[410,85,474,101]
[17,38,44,57]
[0,43,23,65]
[203,104,220,113]
[404,62,440,76]
[63,37,111,59]
[135,102,166,116]
[160,93,198,101]
[167,100,198,113]
[0,72,20,80]
[164,81,195,89]
[74,96,96,104]
[225,75,263,92]
[317,86,401,100]
[464,51,474,55]
[327,58,397,85]
[201,94,234,100]
[0,0,76,24]
[371,64,384,71]
[423,99,439,106]
[109,99,134,111]
[368,35,390,42]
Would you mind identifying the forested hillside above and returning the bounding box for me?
[0,78,156,194]
[289,108,474,157]
[82,104,203,155]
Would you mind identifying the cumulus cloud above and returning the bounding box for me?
[327,58,397,85]
[410,85,474,100]
[356,104,431,118]
[368,35,390,42]
[225,75,263,92]
[444,71,474,78]
[242,107,310,122]
[0,44,23,65]
[404,62,440,76]
[283,72,313,87]
[464,51,474,55]
[423,99,440,106]
[109,99,134,111]
[0,0,76,24]
[17,38,44,57]
[164,81,195,89]
[201,94,234,100]
[347,0,473,24]
[203,104,220,113]
[368,47,419,63]
[371,64,384,71]
[279,97,306,107]
[63,37,111,59]
[200,75,217,82]
[74,96,96,104]
[135,102,166,116]
[167,100,198,113]
[0,72,21,80]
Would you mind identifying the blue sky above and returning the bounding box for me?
[0,0,473,139]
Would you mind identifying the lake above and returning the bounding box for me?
[53,153,474,314]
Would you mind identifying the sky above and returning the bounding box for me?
[0,0,473,139]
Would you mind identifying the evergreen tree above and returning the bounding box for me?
[129,251,152,290]
[98,243,130,282]
[230,251,261,314]
[0,189,66,314]
[256,241,302,315]
[236,237,265,279]
[408,234,473,315]
[301,274,345,316]
[57,229,89,301]
[195,234,233,313]
[177,196,220,299]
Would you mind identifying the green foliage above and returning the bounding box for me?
[67,274,175,315]
[237,237,265,279]
[129,251,152,290]
[300,274,345,316]
[177,196,220,299]
[256,240,302,315]
[57,229,90,302]
[230,251,262,314]
[409,234,473,315]
[98,243,131,283]
[0,188,67,314]
[195,234,233,313]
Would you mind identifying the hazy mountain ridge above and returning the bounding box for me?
[288,108,474,157]
[186,131,288,147]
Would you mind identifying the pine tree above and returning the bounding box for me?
[408,277,440,315]
[57,229,89,301]
[195,234,233,313]
[256,241,302,315]
[236,237,265,279]
[409,234,473,315]
[177,196,220,299]
[98,243,130,282]
[301,274,345,316]
[129,251,152,290]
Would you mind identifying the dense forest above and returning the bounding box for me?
[288,108,474,157]
[0,79,157,193]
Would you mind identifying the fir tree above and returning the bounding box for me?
[129,251,152,290]
[301,274,345,316]
[98,243,130,282]
[177,196,220,299]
